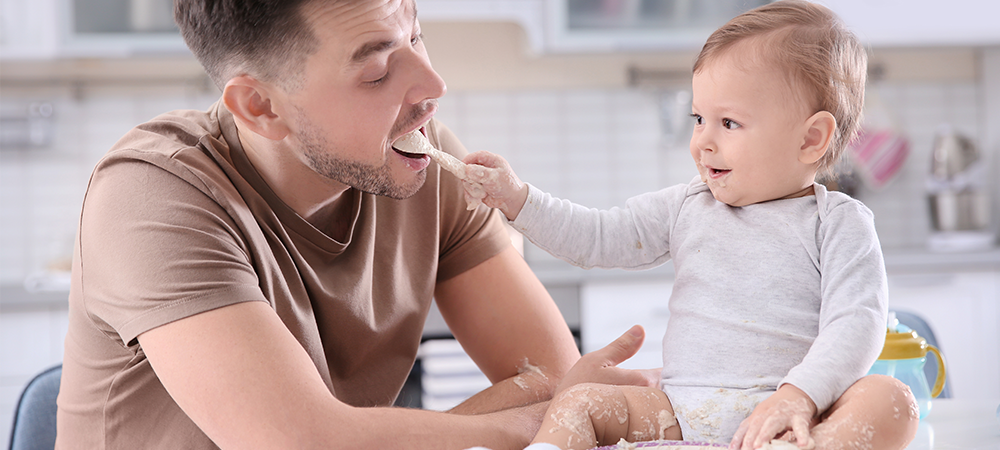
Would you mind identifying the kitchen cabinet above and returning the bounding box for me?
[1,0,187,60]
[886,270,1000,400]
[581,279,673,371]
[822,0,1000,47]
[417,0,764,53]
[418,0,1000,53]
[61,0,186,58]
[542,0,769,53]
[8,0,998,62]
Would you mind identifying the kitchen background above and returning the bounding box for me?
[1,0,999,441]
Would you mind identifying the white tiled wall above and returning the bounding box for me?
[0,85,221,284]
[436,81,995,259]
[434,89,669,211]
[856,81,989,249]
[0,80,993,282]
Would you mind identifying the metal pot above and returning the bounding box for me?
[926,127,989,232]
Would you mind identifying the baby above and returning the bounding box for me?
[463,1,918,449]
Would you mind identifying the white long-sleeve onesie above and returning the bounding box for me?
[511,177,887,443]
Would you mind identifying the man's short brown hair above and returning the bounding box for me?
[175,0,321,91]
[694,0,868,175]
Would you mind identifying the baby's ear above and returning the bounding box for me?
[222,75,290,141]
[800,111,836,165]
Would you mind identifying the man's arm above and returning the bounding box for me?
[434,245,660,415]
[138,301,540,449]
[433,246,580,413]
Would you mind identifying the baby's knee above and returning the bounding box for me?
[813,375,919,449]
[859,375,920,444]
[549,384,631,438]
[619,386,680,441]
[859,374,918,417]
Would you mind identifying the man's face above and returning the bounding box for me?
[281,0,446,199]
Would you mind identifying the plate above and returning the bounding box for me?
[592,441,728,449]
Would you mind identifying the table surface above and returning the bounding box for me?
[905,399,1000,450]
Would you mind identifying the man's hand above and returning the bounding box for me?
[462,151,529,221]
[556,325,661,394]
[730,384,818,450]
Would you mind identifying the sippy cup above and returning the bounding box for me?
[867,312,946,419]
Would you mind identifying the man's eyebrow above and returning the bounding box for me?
[350,39,397,64]
[348,4,418,65]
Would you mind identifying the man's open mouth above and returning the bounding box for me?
[393,148,424,159]
[392,127,428,159]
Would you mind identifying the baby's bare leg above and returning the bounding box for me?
[807,375,918,450]
[532,383,682,450]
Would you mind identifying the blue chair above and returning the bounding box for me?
[890,310,951,399]
[8,365,61,450]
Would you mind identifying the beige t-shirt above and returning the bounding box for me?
[56,101,509,449]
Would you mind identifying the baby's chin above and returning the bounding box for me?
[707,185,754,207]
[698,166,748,206]
[709,189,732,206]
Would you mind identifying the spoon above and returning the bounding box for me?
[393,129,468,181]
[393,128,487,210]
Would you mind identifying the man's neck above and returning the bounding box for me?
[237,127,353,236]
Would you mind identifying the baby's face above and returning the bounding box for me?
[689,53,819,207]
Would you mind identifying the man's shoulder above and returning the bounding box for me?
[88,101,248,212]
[106,102,227,166]
[96,102,238,184]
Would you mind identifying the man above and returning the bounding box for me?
[56,1,655,448]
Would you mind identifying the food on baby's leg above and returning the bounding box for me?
[536,384,680,450]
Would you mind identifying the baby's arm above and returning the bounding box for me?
[533,384,681,450]
[782,201,887,407]
[733,200,888,449]
[464,151,680,270]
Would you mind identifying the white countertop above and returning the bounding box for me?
[526,247,1000,286]
[906,398,1000,450]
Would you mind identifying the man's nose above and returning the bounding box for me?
[404,53,447,105]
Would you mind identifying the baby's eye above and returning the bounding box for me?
[690,114,703,125]
[722,118,741,130]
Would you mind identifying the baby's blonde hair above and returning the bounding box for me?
[693,0,867,175]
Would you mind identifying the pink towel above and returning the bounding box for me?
[849,128,910,189]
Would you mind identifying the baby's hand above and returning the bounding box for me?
[462,151,529,221]
[730,384,817,450]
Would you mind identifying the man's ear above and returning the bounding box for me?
[222,76,290,141]
[799,111,836,165]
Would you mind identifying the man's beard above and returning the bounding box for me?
[297,114,426,200]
